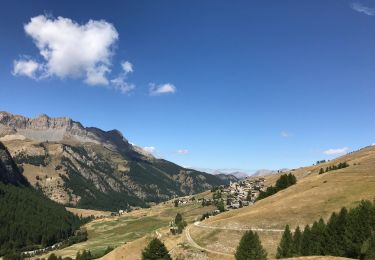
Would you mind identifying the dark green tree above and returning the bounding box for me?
[235,231,267,260]
[217,200,225,212]
[292,226,302,256]
[75,250,91,260]
[362,232,375,260]
[48,254,62,260]
[142,238,171,260]
[175,213,182,225]
[301,225,312,256]
[276,225,294,258]
[309,219,326,255]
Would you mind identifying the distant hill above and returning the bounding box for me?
[250,168,289,177]
[0,141,82,257]
[0,112,225,211]
[214,173,238,183]
[211,170,249,180]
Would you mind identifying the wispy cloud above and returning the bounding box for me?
[12,59,41,79]
[280,131,292,138]
[323,147,349,155]
[177,149,189,155]
[351,2,375,16]
[111,60,135,94]
[149,83,176,96]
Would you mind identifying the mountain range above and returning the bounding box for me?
[0,111,225,211]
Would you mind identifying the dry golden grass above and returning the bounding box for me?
[66,207,111,218]
[189,146,375,258]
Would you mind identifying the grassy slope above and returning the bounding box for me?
[190,145,375,258]
[37,191,215,259]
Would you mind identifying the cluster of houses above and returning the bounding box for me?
[221,177,266,209]
[196,177,267,211]
[170,177,267,213]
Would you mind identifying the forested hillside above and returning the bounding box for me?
[0,142,84,257]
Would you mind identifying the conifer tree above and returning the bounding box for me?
[301,225,312,256]
[235,231,267,260]
[142,238,171,260]
[276,225,294,258]
[309,219,326,255]
[292,226,302,256]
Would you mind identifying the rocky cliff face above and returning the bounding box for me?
[0,112,224,210]
[0,142,28,186]
[0,112,136,155]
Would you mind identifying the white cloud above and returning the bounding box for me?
[149,83,176,95]
[111,78,135,94]
[280,131,292,138]
[371,143,375,146]
[121,61,133,74]
[323,147,349,155]
[110,60,135,94]
[14,15,118,85]
[351,2,375,16]
[177,149,189,155]
[12,59,41,79]
[143,146,156,154]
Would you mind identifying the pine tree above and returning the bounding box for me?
[235,231,267,260]
[292,226,302,256]
[76,250,92,260]
[142,238,171,260]
[309,219,326,255]
[276,225,294,258]
[175,213,182,225]
[301,225,312,256]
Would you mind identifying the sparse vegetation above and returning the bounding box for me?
[319,162,349,174]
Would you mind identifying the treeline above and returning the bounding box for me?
[319,162,349,174]
[0,182,85,257]
[257,173,296,201]
[276,200,375,259]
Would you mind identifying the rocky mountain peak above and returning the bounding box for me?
[0,112,131,154]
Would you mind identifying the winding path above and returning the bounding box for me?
[185,221,285,257]
[185,224,234,257]
[194,221,285,232]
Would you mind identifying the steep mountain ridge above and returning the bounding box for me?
[0,142,28,186]
[0,112,225,210]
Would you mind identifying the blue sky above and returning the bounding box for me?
[1,1,375,172]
